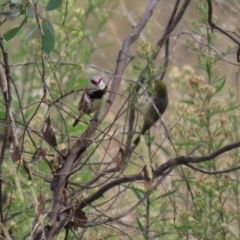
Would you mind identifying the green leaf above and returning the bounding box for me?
[97,42,114,49]
[42,20,55,36]
[10,0,21,3]
[154,189,178,201]
[136,218,144,230]
[24,25,37,40]
[206,57,212,77]
[132,188,143,201]
[223,105,240,113]
[42,31,55,54]
[216,79,226,93]
[46,0,63,11]
[27,8,35,18]
[4,24,23,41]
[174,142,196,146]
[76,78,88,88]
[122,185,145,200]
[180,99,194,105]
[154,144,171,156]
[186,118,199,124]
[232,185,238,197]
[154,231,169,238]
[52,21,79,32]
[42,21,55,54]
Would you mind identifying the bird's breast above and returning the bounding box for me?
[88,87,107,112]
[88,88,107,100]
[92,98,104,112]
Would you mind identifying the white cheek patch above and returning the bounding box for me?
[98,81,106,90]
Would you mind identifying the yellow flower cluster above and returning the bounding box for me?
[183,64,195,74]
[168,65,195,80]
[168,66,181,79]
[199,84,216,95]
[187,75,217,98]
[138,41,152,54]
[188,92,196,99]
[219,117,228,126]
[187,75,204,88]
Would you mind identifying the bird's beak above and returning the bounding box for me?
[91,79,101,86]
[94,80,100,86]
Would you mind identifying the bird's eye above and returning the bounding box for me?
[91,80,95,85]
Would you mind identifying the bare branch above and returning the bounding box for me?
[206,0,240,62]
[78,140,240,212]
[45,0,160,238]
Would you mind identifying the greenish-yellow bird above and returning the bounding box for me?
[133,80,168,146]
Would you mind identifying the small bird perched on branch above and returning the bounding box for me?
[133,80,168,146]
[72,76,107,127]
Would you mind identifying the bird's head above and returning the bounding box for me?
[154,80,168,97]
[88,76,106,90]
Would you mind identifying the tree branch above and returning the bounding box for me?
[206,0,240,62]
[79,140,240,211]
[45,0,160,238]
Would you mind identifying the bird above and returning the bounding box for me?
[133,80,168,146]
[72,76,107,127]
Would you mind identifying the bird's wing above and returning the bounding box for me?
[72,91,93,127]
[141,96,159,135]
[79,91,93,114]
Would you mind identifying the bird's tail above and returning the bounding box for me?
[133,135,141,146]
[72,118,79,127]
[72,112,84,127]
